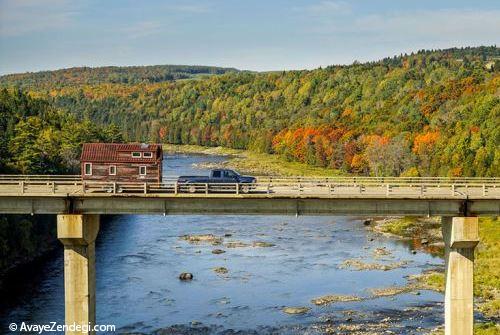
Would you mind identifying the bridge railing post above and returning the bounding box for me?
[57,214,100,335]
[442,216,479,335]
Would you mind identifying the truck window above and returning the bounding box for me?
[212,170,221,178]
[223,170,235,178]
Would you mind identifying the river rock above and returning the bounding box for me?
[212,249,226,254]
[373,247,391,257]
[421,238,429,245]
[252,241,276,248]
[339,259,408,271]
[311,294,362,306]
[180,234,222,245]
[225,241,249,248]
[179,272,193,281]
[282,306,310,314]
[363,219,372,226]
[370,285,414,297]
[213,267,229,274]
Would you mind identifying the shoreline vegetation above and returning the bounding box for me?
[166,143,499,334]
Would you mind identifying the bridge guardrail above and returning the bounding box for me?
[0,176,498,199]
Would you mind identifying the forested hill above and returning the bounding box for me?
[2,46,500,177]
[0,65,239,88]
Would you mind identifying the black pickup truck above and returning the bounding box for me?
[177,169,256,193]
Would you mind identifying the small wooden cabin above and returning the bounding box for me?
[81,143,163,183]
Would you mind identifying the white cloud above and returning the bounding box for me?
[310,9,500,42]
[0,0,79,36]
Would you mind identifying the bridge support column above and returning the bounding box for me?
[57,214,100,335]
[442,217,479,335]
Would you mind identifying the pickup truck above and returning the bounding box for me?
[177,169,257,193]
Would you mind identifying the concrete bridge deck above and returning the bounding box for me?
[0,175,498,216]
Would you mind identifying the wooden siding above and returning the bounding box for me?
[81,161,162,183]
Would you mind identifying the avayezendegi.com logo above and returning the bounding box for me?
[8,322,115,333]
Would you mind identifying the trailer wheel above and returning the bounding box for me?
[241,185,250,194]
[188,185,197,193]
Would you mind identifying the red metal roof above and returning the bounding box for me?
[81,143,162,163]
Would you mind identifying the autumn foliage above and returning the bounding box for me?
[1,46,499,177]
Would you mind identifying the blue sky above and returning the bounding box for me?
[0,0,499,74]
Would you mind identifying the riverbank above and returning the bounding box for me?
[163,144,344,176]
[369,216,500,334]
[0,215,58,287]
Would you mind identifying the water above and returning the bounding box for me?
[0,154,445,334]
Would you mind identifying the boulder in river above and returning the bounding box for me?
[212,249,226,254]
[179,272,193,281]
[282,306,310,314]
[363,219,372,226]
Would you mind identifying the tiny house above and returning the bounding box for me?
[81,143,163,183]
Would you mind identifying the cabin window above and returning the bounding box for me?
[139,166,147,176]
[143,152,153,158]
[84,163,92,175]
[109,165,116,175]
[132,152,141,158]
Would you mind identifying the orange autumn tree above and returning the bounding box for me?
[413,130,440,175]
[272,126,348,167]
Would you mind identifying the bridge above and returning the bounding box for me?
[1,175,499,335]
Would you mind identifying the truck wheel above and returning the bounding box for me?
[241,185,250,193]
[188,185,196,193]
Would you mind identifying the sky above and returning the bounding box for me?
[0,0,499,75]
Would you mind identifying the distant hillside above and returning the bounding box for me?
[0,65,239,88]
[1,46,499,177]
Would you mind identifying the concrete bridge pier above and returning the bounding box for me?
[57,214,100,335]
[442,217,479,335]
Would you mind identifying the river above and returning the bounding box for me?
[0,154,445,334]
